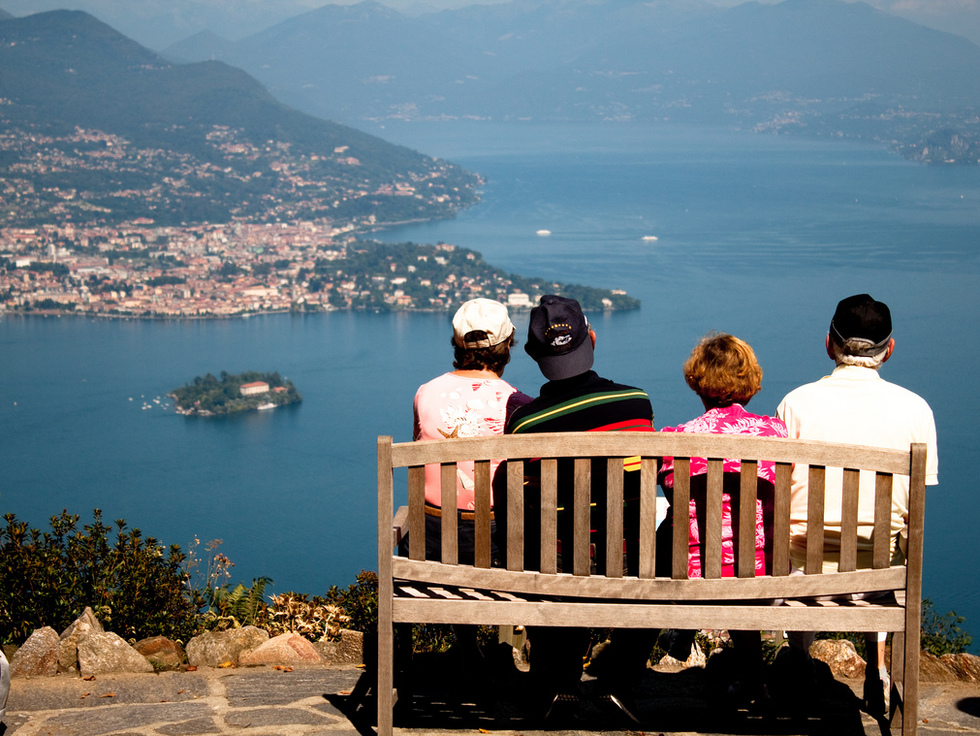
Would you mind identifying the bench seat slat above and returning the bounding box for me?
[391,596,906,632]
[391,558,907,601]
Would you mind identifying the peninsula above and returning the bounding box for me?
[0,228,640,316]
[171,371,301,416]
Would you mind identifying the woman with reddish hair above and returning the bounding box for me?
[658,333,787,708]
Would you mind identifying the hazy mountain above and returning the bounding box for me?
[162,0,980,131]
[0,11,480,226]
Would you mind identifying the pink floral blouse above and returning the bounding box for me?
[659,404,788,578]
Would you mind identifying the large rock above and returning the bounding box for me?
[58,607,105,673]
[10,627,60,677]
[78,631,154,676]
[186,626,269,667]
[920,650,960,682]
[940,652,980,683]
[239,633,324,666]
[133,636,185,671]
[810,639,866,678]
[316,628,364,665]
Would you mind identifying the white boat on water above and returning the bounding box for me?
[536,229,551,236]
[642,235,659,242]
[257,402,276,411]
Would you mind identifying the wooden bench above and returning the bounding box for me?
[376,432,928,735]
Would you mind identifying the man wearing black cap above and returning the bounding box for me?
[496,294,655,724]
[775,294,938,715]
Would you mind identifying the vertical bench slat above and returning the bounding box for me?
[672,457,691,580]
[606,458,624,578]
[704,458,723,580]
[738,460,758,578]
[773,461,792,576]
[408,465,426,561]
[901,442,928,736]
[806,465,826,575]
[541,458,559,574]
[506,460,524,572]
[639,457,658,579]
[377,437,394,736]
[839,468,860,573]
[440,463,458,565]
[474,459,492,569]
[573,458,592,577]
[873,472,893,569]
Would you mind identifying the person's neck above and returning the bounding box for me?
[452,369,501,379]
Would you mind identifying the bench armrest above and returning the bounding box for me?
[392,505,409,551]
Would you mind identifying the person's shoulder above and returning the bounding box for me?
[415,371,453,395]
[592,374,651,398]
[877,376,934,411]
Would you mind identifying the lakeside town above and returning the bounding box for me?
[0,221,639,317]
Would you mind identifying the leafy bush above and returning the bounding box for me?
[184,537,270,630]
[0,510,203,644]
[261,592,349,641]
[327,570,378,634]
[921,599,973,656]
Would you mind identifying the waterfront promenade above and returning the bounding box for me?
[4,660,980,736]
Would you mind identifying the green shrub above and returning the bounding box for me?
[0,510,203,644]
[921,599,972,656]
[327,570,378,634]
[260,592,349,641]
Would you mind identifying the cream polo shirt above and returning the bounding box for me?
[776,364,938,570]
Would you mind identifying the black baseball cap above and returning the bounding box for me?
[829,294,892,353]
[525,295,594,380]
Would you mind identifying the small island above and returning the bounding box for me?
[171,371,302,416]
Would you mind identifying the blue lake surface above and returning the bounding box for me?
[2,123,978,650]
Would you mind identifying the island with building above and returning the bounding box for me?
[171,371,301,416]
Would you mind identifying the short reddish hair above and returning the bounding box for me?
[683,333,763,407]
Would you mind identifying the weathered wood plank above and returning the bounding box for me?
[704,459,723,580]
[506,460,524,573]
[573,458,591,577]
[672,458,690,580]
[773,462,792,576]
[390,598,906,631]
[391,558,907,600]
[440,463,458,565]
[738,462,758,579]
[639,457,658,579]
[806,465,826,575]
[606,460,624,579]
[541,459,558,574]
[408,465,425,562]
[839,468,860,573]
[390,433,913,475]
[474,460,492,569]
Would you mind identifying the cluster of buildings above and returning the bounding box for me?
[0,221,543,318]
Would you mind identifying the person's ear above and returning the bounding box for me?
[882,337,896,363]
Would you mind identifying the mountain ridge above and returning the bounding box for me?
[0,10,482,227]
[162,0,980,162]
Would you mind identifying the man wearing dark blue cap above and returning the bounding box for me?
[496,294,656,724]
[775,294,938,715]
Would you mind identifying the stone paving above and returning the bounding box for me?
[3,661,979,736]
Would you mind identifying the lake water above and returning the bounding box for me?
[2,123,977,650]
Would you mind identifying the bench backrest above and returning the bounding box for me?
[378,432,927,603]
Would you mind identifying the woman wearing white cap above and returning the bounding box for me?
[412,298,531,564]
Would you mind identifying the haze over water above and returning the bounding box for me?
[2,124,978,650]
